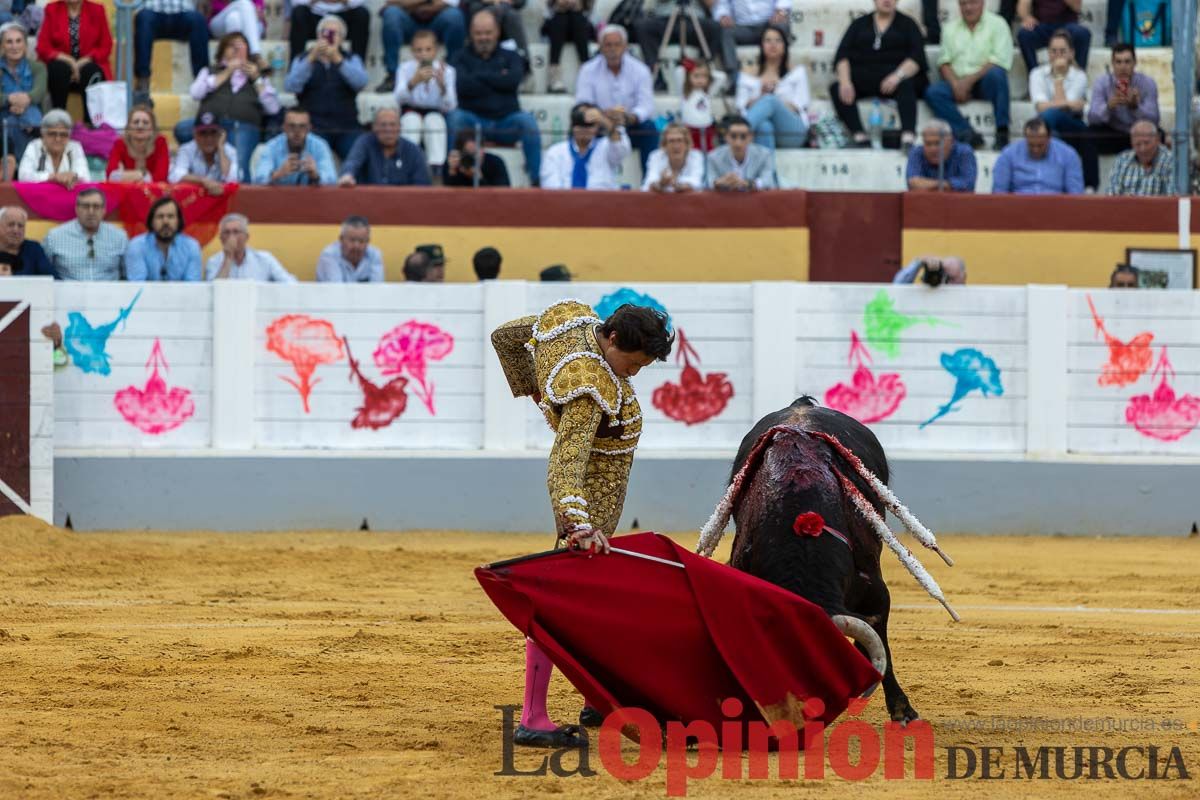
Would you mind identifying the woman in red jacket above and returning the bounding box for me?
[107,104,170,181]
[36,0,113,125]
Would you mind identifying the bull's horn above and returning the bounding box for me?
[832,614,887,696]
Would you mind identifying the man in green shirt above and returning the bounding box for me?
[923,0,1013,151]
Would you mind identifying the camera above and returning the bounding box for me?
[921,260,945,287]
[460,151,476,170]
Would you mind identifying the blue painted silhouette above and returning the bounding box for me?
[921,347,1004,428]
[64,290,142,375]
[595,288,672,332]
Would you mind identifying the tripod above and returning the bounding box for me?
[652,0,715,85]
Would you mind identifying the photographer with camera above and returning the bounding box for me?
[892,255,967,286]
[443,128,511,186]
[253,106,338,186]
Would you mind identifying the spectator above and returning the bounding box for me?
[574,24,656,171]
[396,29,456,170]
[992,118,1083,194]
[473,245,501,279]
[205,213,297,281]
[0,206,54,277]
[169,111,238,193]
[290,0,369,65]
[0,21,46,163]
[1109,263,1139,288]
[379,0,465,92]
[893,256,966,285]
[284,15,367,160]
[1086,44,1159,157]
[132,0,210,103]
[636,0,732,86]
[706,114,775,190]
[540,264,571,281]
[447,10,540,185]
[463,0,528,67]
[182,31,282,182]
[924,0,1012,150]
[315,215,383,282]
[1106,119,1174,197]
[678,61,726,151]
[107,105,171,183]
[543,0,592,93]
[44,188,127,281]
[643,122,703,192]
[831,0,927,150]
[125,196,203,281]
[18,109,90,185]
[37,0,111,125]
[253,106,338,186]
[1031,30,1096,190]
[207,0,266,60]
[714,0,790,85]
[443,127,511,186]
[540,102,630,190]
[1015,0,1089,77]
[905,119,976,192]
[403,244,445,282]
[338,107,432,186]
[735,25,809,151]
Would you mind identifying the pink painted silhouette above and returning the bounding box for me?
[651,329,734,425]
[113,339,196,434]
[1125,348,1200,442]
[373,321,454,415]
[346,338,409,430]
[1087,294,1154,388]
[824,331,906,424]
[266,314,345,413]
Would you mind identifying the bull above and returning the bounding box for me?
[697,396,958,724]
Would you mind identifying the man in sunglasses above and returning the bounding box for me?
[43,188,128,281]
[707,115,776,191]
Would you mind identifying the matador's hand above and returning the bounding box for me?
[566,525,610,554]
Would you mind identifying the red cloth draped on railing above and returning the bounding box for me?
[12,182,239,246]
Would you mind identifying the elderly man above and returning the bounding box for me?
[44,189,127,281]
[447,10,540,185]
[1106,120,1174,197]
[714,0,790,88]
[1086,44,1160,157]
[540,103,630,190]
[205,214,298,281]
[0,207,53,277]
[893,256,966,285]
[905,120,977,192]
[338,108,432,186]
[1015,0,1090,76]
[992,118,1082,194]
[289,0,370,63]
[707,115,775,191]
[924,0,1012,151]
[169,112,238,195]
[316,216,384,282]
[125,196,203,281]
[574,25,656,172]
[403,246,446,282]
[254,107,338,186]
[283,15,368,160]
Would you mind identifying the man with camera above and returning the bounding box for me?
[253,107,339,186]
[1086,44,1160,158]
[443,128,512,186]
[893,256,967,286]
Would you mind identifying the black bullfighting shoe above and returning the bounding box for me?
[579,706,605,728]
[513,724,589,749]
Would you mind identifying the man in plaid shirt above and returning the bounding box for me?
[44,189,128,281]
[1106,120,1175,197]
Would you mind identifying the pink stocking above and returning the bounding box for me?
[520,638,557,731]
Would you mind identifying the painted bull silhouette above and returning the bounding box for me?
[698,397,958,724]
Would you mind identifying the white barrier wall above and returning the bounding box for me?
[9,281,1200,463]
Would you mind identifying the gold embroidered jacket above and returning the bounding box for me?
[490,300,643,540]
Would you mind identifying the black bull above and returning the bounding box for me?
[724,396,919,724]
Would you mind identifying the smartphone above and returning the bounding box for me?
[419,59,433,69]
[1117,77,1130,93]
[322,28,336,44]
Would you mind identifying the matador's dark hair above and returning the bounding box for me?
[600,304,674,361]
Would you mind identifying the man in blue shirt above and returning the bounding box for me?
[252,107,338,186]
[992,118,1083,195]
[125,196,203,281]
[337,108,432,187]
[905,120,977,192]
[0,207,54,277]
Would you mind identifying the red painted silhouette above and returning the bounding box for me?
[266,315,345,413]
[651,329,734,425]
[823,331,906,424]
[113,339,196,434]
[1087,294,1153,388]
[373,321,454,415]
[346,338,409,430]
[1125,348,1200,442]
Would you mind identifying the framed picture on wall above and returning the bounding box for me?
[1125,248,1197,290]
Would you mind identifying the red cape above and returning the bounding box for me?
[475,532,879,744]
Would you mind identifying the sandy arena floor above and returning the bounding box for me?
[1,515,1198,799]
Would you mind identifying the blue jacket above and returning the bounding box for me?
[451,46,524,119]
[340,134,431,186]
